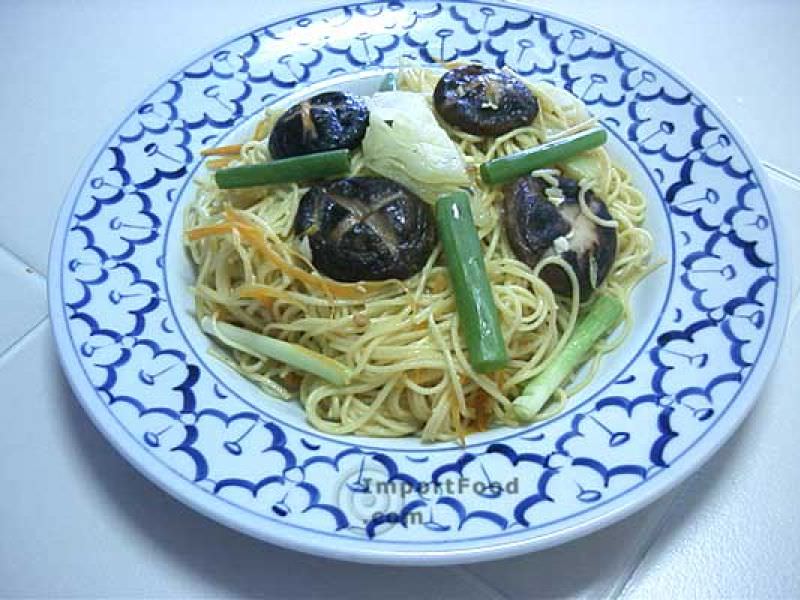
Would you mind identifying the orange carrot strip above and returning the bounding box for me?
[238,284,301,309]
[188,210,400,300]
[185,223,236,241]
[232,222,341,298]
[186,219,339,296]
[200,144,243,157]
[466,390,493,433]
[206,157,236,170]
[224,209,391,299]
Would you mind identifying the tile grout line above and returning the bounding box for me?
[0,241,46,281]
[790,296,800,329]
[455,566,513,600]
[0,315,50,367]
[606,485,693,600]
[762,161,800,188]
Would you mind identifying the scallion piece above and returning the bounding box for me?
[201,317,352,386]
[513,294,623,421]
[435,191,508,373]
[214,149,351,189]
[379,72,398,91]
[479,127,608,185]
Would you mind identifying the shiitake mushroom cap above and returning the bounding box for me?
[433,65,539,136]
[504,175,617,301]
[268,91,369,159]
[294,177,436,282]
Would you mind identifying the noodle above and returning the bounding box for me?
[184,66,654,442]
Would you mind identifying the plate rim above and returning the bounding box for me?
[47,0,793,565]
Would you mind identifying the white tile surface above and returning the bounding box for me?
[0,247,46,357]
[0,1,797,598]
[621,317,800,600]
[464,494,677,599]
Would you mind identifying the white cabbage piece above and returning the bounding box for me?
[530,81,591,127]
[361,91,469,202]
[560,149,606,184]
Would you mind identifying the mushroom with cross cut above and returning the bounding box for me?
[293,177,437,282]
[268,91,369,159]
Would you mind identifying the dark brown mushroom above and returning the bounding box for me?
[293,177,436,282]
[433,65,539,136]
[268,91,369,159]
[504,176,617,301]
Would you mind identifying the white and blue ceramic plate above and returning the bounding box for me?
[48,0,791,565]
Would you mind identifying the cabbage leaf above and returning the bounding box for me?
[361,91,469,202]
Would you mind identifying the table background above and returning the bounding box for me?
[1,1,798,597]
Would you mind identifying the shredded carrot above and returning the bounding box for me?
[238,284,301,309]
[239,288,274,310]
[225,209,396,299]
[206,157,236,170]
[188,219,340,297]
[187,209,396,300]
[234,222,340,297]
[466,391,493,433]
[201,144,243,157]
[185,223,237,241]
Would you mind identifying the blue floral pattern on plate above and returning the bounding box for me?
[49,1,790,564]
